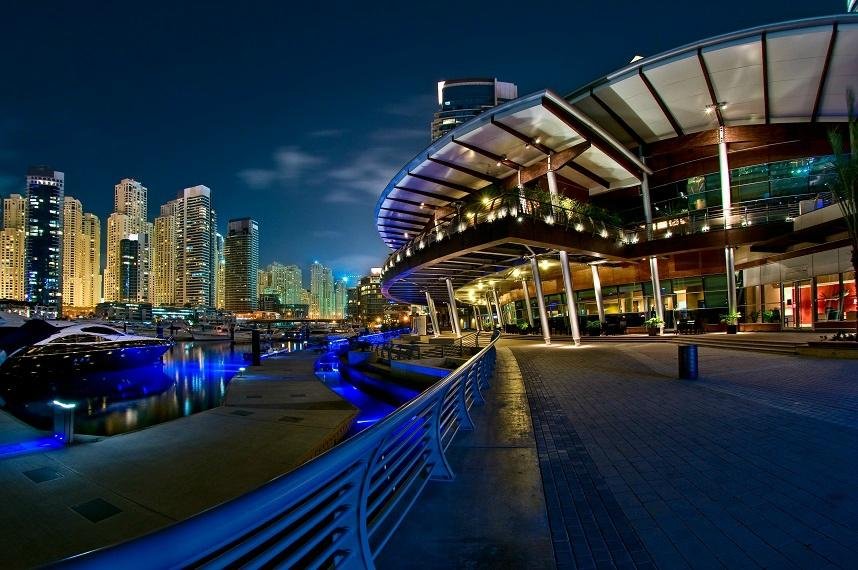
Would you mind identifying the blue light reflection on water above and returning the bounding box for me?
[2,341,303,436]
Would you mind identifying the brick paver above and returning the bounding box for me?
[509,342,858,569]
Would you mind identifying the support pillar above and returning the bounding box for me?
[648,256,665,326]
[473,305,482,332]
[530,256,551,345]
[559,251,581,345]
[718,126,732,230]
[491,289,503,329]
[484,293,494,326]
[591,264,605,323]
[725,247,738,317]
[546,154,559,213]
[425,291,440,338]
[445,278,462,338]
[521,278,534,326]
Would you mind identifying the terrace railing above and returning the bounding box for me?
[59,332,501,570]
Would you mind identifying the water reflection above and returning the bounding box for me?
[1,341,304,436]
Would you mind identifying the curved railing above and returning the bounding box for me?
[58,332,500,569]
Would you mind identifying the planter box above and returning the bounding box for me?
[704,323,726,333]
[739,322,780,332]
[626,326,647,334]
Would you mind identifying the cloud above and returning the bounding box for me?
[384,94,436,118]
[323,189,362,204]
[308,128,346,138]
[237,146,325,189]
[328,146,408,195]
[369,128,426,142]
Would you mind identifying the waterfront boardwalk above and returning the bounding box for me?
[0,350,356,569]
[381,338,858,569]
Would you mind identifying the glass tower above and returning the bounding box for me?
[224,217,259,312]
[25,166,64,316]
[431,78,518,141]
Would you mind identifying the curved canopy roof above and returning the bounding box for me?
[374,90,649,250]
[567,14,858,148]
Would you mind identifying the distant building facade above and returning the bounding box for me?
[104,179,150,302]
[309,261,334,318]
[159,185,217,307]
[24,166,64,316]
[0,194,26,301]
[61,197,101,308]
[224,217,259,312]
[430,78,518,141]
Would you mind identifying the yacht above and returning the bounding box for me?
[190,325,232,341]
[0,322,172,380]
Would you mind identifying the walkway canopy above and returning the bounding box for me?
[567,14,858,147]
[374,90,650,250]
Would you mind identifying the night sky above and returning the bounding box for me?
[0,0,844,277]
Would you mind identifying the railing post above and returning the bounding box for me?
[457,369,475,431]
[469,362,485,407]
[428,387,455,481]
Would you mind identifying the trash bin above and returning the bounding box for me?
[678,344,698,379]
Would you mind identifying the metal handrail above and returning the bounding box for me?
[58,332,501,569]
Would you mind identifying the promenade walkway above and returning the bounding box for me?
[382,339,858,569]
[0,351,356,568]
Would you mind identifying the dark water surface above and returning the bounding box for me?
[2,341,303,436]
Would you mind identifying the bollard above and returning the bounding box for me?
[156,324,164,339]
[678,344,698,379]
[251,329,261,366]
[52,400,76,444]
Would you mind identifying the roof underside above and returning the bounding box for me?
[568,15,858,147]
[375,91,647,249]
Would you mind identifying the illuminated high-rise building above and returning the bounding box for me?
[0,194,26,301]
[215,232,225,309]
[224,217,259,312]
[152,214,176,306]
[80,213,101,306]
[24,166,64,315]
[62,197,100,308]
[160,185,217,307]
[118,237,140,302]
[104,179,150,302]
[309,261,334,318]
[335,278,348,319]
[431,78,518,141]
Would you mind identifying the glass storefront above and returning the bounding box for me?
[742,271,855,328]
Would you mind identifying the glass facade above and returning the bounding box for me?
[742,271,856,328]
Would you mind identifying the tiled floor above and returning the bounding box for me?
[510,342,858,569]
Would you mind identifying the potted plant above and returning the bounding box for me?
[644,316,664,336]
[722,311,741,334]
[516,319,532,335]
[586,320,602,336]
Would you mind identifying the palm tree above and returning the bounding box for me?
[828,90,858,334]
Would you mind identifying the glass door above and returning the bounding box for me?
[782,280,813,329]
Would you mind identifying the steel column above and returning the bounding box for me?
[491,289,503,328]
[425,291,440,338]
[718,126,732,229]
[530,257,552,345]
[725,246,738,317]
[521,278,534,326]
[648,257,665,328]
[445,278,462,338]
[591,264,605,323]
[559,251,581,345]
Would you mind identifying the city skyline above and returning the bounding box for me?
[0,1,840,276]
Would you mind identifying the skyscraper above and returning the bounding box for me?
[80,213,101,306]
[152,213,176,306]
[118,237,140,302]
[282,264,303,305]
[61,196,101,308]
[215,232,225,309]
[309,261,334,318]
[430,78,518,140]
[0,194,26,301]
[160,185,217,307]
[104,179,150,302]
[334,278,348,319]
[24,166,64,315]
[224,217,259,312]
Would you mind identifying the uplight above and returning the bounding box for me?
[600,229,608,238]
[574,223,584,232]
[52,400,77,410]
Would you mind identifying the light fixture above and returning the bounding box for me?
[665,231,673,238]
[701,225,710,232]
[403,232,409,238]
[600,229,608,238]
[574,223,584,232]
[496,161,502,167]
[419,202,425,209]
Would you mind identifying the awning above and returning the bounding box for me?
[374,90,650,250]
[567,14,858,147]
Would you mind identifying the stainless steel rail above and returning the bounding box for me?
[58,332,500,569]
